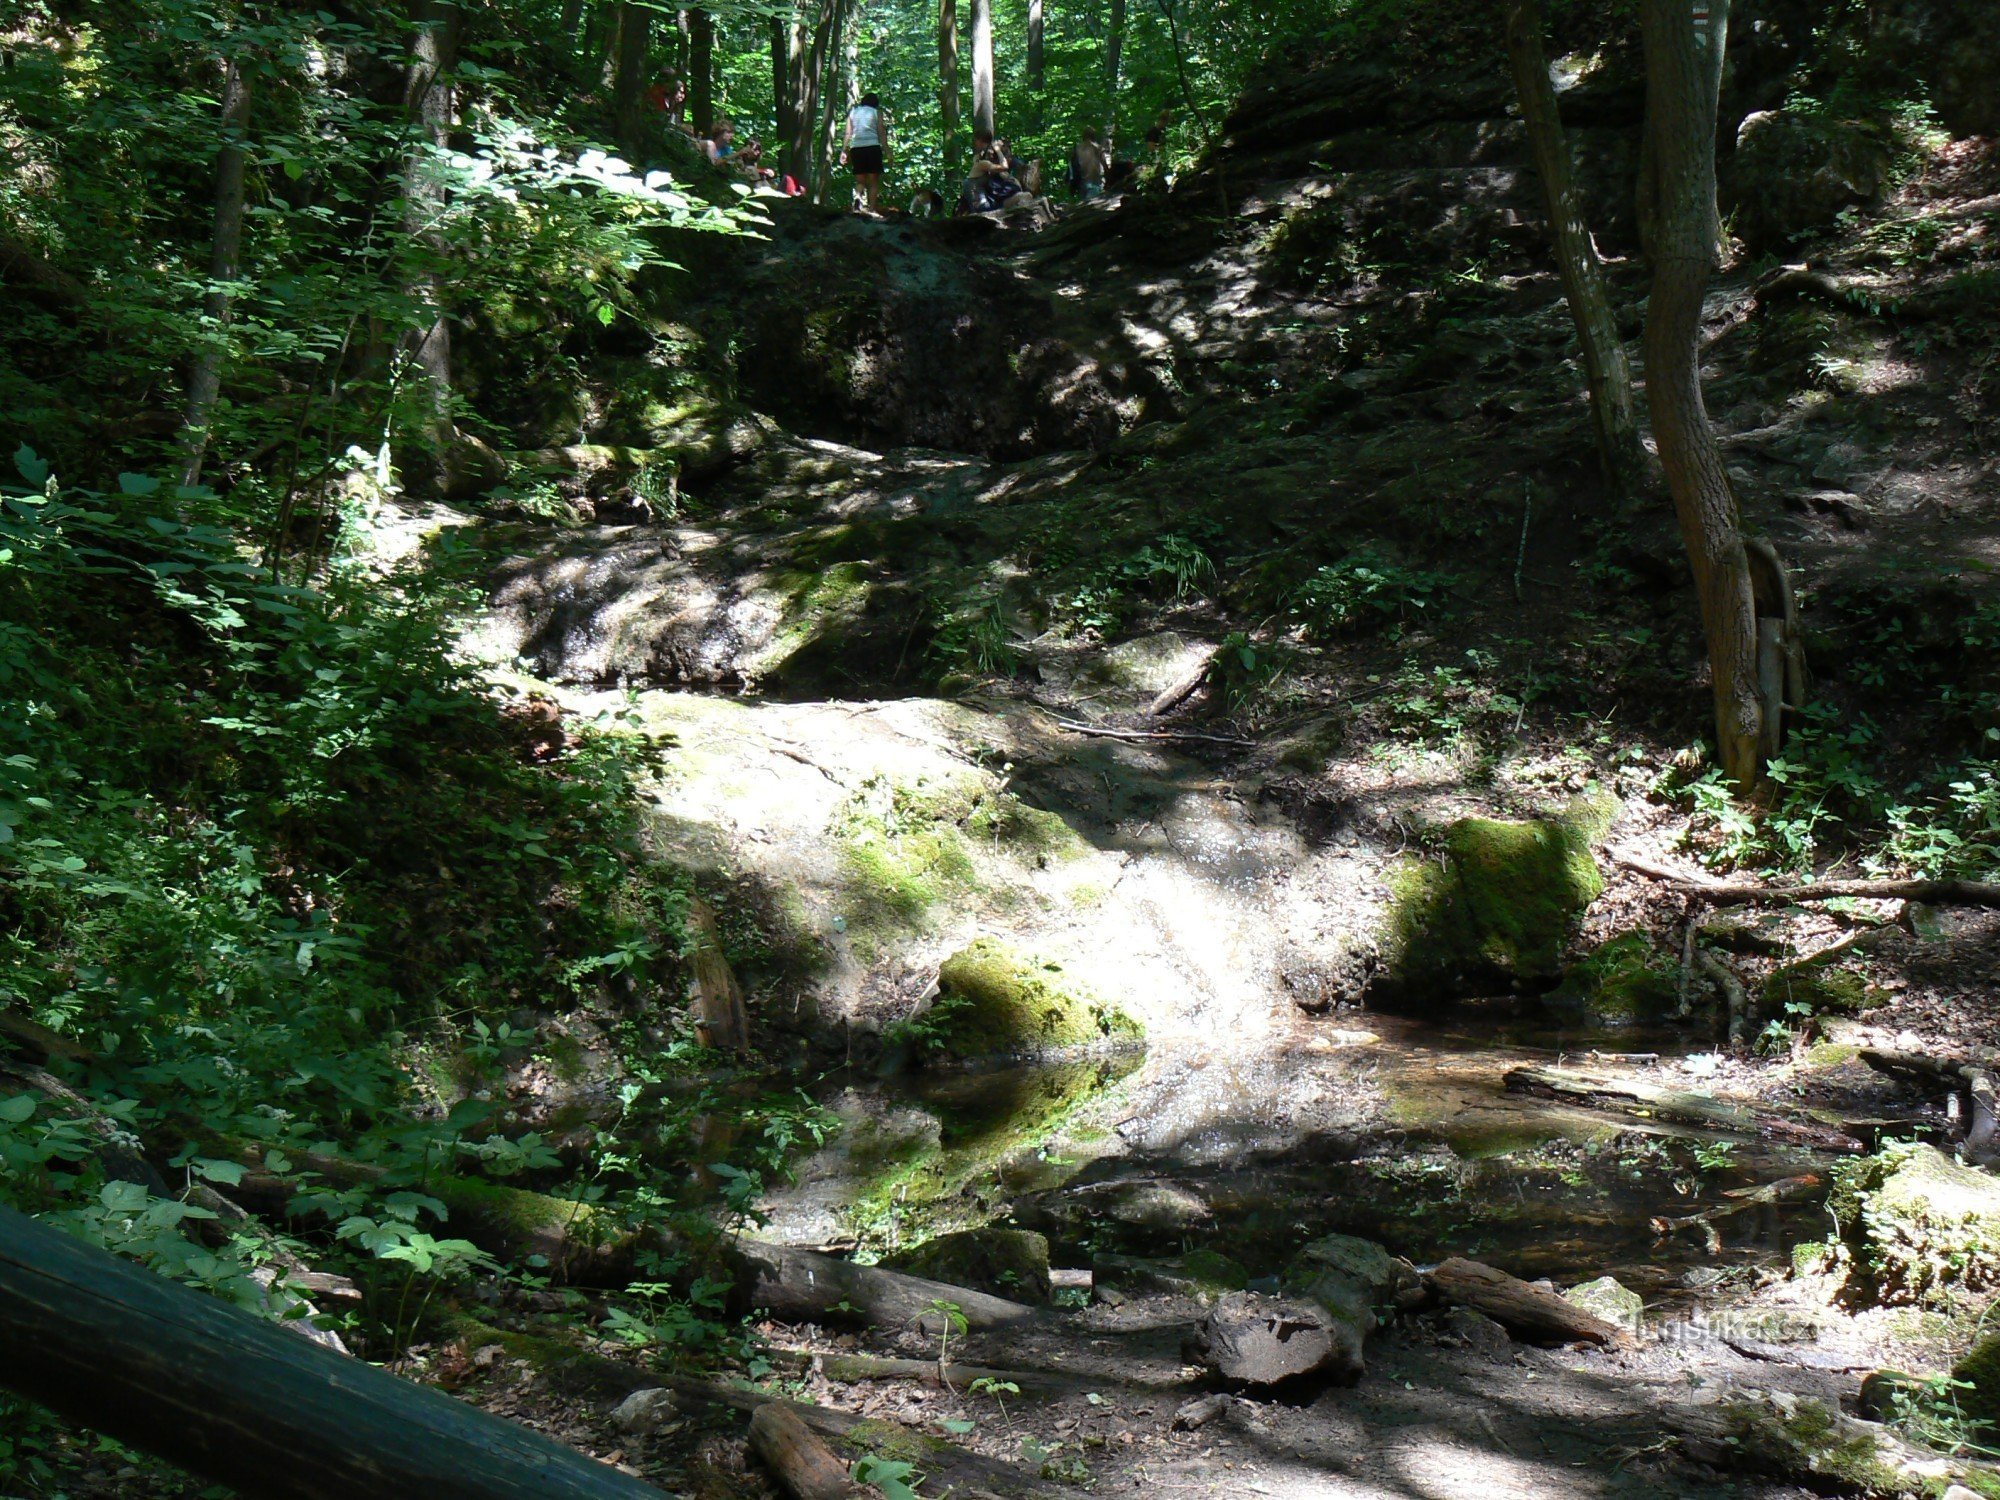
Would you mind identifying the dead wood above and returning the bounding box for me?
[749,1404,861,1500]
[1610,847,2000,908]
[1426,1257,1625,1346]
[1503,1066,1863,1152]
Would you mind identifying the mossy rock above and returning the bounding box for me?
[1832,1143,2000,1304]
[906,938,1144,1063]
[1287,1232,1408,1335]
[882,1226,1052,1303]
[1954,1333,2000,1429]
[1543,932,1680,1029]
[1761,961,1887,1021]
[1093,1248,1250,1302]
[1376,814,1605,1000]
[1563,1276,1643,1334]
[1716,1395,1910,1496]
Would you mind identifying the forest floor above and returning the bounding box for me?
[371,62,2000,1500]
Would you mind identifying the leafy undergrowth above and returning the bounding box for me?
[0,454,813,1492]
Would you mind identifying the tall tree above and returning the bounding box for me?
[178,40,253,489]
[1639,0,1772,790]
[1026,0,1044,94]
[772,13,794,152]
[611,0,650,154]
[1105,0,1125,137]
[969,0,994,135]
[402,0,461,487]
[687,6,715,132]
[1502,0,1645,496]
[1153,0,1206,142]
[938,0,961,171]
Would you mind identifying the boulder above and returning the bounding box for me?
[1951,1333,2000,1428]
[1833,1142,2000,1303]
[1563,1276,1643,1335]
[1283,1233,1418,1378]
[1543,933,1681,1030]
[901,937,1144,1063]
[1188,1291,1362,1388]
[1727,111,1892,252]
[882,1227,1052,1304]
[1373,811,1606,1003]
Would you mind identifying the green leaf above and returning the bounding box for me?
[13,446,48,485]
[192,1158,247,1186]
[0,1095,38,1124]
[117,473,162,496]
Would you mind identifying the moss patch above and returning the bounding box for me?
[1543,932,1680,1029]
[1761,961,1887,1020]
[910,937,1144,1061]
[1954,1332,2000,1430]
[1720,1396,1908,1495]
[1377,814,1604,999]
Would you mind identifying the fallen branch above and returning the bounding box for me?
[1609,848,2000,908]
[1503,1066,1864,1153]
[1860,1048,2000,1166]
[1649,1173,1823,1244]
[1050,718,1256,749]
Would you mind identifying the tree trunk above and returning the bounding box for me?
[611,0,650,155]
[687,7,714,133]
[403,0,461,489]
[0,1206,668,1500]
[1640,0,1761,791]
[809,0,850,201]
[938,0,960,175]
[179,49,253,489]
[784,0,838,189]
[1105,0,1126,137]
[969,0,995,136]
[1503,0,1645,497]
[1154,0,1206,143]
[1026,0,1044,116]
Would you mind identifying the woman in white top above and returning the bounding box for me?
[841,93,888,214]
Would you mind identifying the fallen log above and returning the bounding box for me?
[1426,1258,1625,1346]
[770,1348,1087,1398]
[1860,1048,2000,1165]
[731,1238,1039,1332]
[1649,1173,1823,1245]
[1665,1393,1985,1497]
[0,1204,666,1500]
[1502,1066,1864,1153]
[652,1375,1054,1497]
[1608,848,2000,909]
[749,1404,861,1500]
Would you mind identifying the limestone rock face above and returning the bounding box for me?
[1728,110,1892,251]
[1189,1291,1362,1387]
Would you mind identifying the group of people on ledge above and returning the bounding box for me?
[647,71,1156,218]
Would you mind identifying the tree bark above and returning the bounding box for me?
[403,0,462,490]
[1640,0,1761,790]
[1503,0,1645,497]
[179,48,253,489]
[611,0,650,155]
[1027,0,1045,102]
[686,7,714,134]
[1105,0,1126,138]
[748,1405,862,1500]
[938,0,960,173]
[809,0,850,201]
[784,0,839,189]
[0,1206,668,1500]
[969,0,995,136]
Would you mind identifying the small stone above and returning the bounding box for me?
[611,1388,682,1434]
[1563,1276,1643,1335]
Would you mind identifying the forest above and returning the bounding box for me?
[3,0,2000,1496]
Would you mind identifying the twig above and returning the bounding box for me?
[1609,847,2000,908]
[1050,718,1256,748]
[1513,483,1531,603]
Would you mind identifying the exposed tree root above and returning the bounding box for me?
[1610,848,2000,908]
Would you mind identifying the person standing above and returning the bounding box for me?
[1069,125,1109,200]
[841,92,888,214]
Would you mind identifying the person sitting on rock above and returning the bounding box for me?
[964,128,1022,214]
[702,119,735,167]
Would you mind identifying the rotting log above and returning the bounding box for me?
[1503,1066,1864,1152]
[0,1205,666,1500]
[749,1403,861,1500]
[1427,1258,1625,1346]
